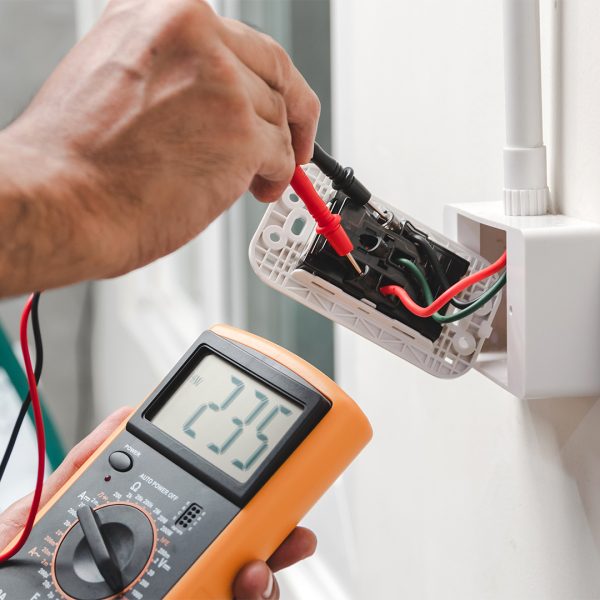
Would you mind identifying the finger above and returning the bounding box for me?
[237,59,287,127]
[219,18,320,164]
[250,119,295,202]
[0,492,34,550]
[233,560,279,600]
[0,407,133,549]
[250,174,290,204]
[267,526,317,572]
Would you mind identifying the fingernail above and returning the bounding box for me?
[262,569,274,599]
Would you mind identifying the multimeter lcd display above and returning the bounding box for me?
[151,354,303,483]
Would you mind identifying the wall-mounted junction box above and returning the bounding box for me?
[444,202,600,399]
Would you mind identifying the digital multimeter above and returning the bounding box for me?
[0,324,372,599]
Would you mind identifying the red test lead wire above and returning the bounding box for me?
[290,166,362,275]
[0,294,46,562]
[381,251,507,318]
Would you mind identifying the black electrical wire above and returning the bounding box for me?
[0,292,43,483]
[404,227,488,310]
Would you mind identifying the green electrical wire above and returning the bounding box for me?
[396,258,506,324]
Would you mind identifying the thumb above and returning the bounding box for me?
[233,560,279,600]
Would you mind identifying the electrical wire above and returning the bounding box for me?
[405,227,491,310]
[380,251,507,318]
[0,293,43,482]
[434,274,506,323]
[394,258,506,324]
[0,293,46,563]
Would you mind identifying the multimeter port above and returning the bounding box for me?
[299,193,470,342]
[176,503,205,529]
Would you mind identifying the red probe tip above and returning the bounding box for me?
[346,253,363,275]
[290,167,360,273]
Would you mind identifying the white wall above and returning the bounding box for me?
[333,1,600,598]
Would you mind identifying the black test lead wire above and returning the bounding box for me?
[0,292,43,483]
[0,293,45,562]
[311,142,388,220]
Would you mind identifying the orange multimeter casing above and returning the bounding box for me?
[0,324,371,600]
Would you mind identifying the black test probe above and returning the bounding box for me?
[311,142,388,221]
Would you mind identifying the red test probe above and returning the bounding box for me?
[290,166,362,275]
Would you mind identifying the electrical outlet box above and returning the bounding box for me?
[444,201,600,399]
[249,166,503,379]
[300,192,470,342]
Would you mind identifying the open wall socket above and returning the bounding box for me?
[249,166,503,380]
[445,202,600,399]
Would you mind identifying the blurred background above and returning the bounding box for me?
[5,1,600,599]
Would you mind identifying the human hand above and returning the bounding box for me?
[232,526,317,600]
[0,408,316,599]
[0,0,320,296]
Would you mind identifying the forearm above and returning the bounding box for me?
[0,130,102,297]
[0,0,320,297]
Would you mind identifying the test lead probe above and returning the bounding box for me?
[311,142,388,220]
[290,166,362,275]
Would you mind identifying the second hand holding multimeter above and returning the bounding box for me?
[0,324,371,599]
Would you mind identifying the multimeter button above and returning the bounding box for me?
[108,451,133,472]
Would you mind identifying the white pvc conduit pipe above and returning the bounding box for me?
[502,0,550,215]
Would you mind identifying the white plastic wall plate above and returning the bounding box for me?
[445,201,600,399]
[248,165,503,379]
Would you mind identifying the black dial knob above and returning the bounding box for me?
[54,503,154,600]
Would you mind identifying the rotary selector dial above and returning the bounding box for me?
[53,503,155,600]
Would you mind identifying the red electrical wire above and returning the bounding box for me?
[380,251,507,318]
[0,294,46,562]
